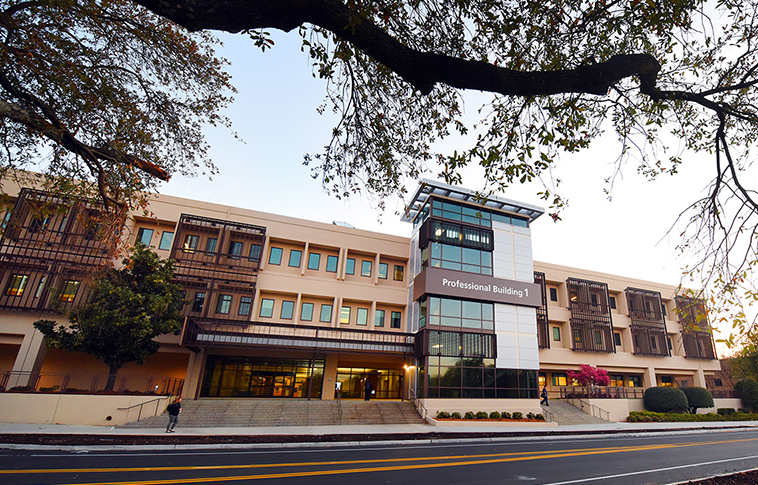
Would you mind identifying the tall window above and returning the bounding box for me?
[183,234,199,252]
[301,302,314,321]
[340,306,351,324]
[228,241,243,259]
[59,280,80,302]
[552,327,561,341]
[320,304,333,323]
[248,244,261,261]
[136,228,153,246]
[281,301,295,319]
[391,311,402,329]
[260,299,275,318]
[216,294,232,314]
[361,260,372,277]
[549,287,558,302]
[393,265,404,281]
[326,255,338,273]
[192,292,206,312]
[378,263,388,279]
[5,274,29,296]
[205,237,218,253]
[307,253,321,270]
[238,296,252,316]
[159,232,174,250]
[289,250,302,267]
[357,308,368,326]
[269,247,283,265]
[375,309,385,327]
[345,258,356,275]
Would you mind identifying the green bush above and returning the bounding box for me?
[627,410,758,422]
[511,411,523,419]
[535,413,545,421]
[501,411,512,419]
[644,386,689,413]
[475,411,488,419]
[717,408,736,416]
[436,411,450,419]
[464,411,476,420]
[489,411,501,420]
[451,412,461,419]
[737,379,758,413]
[680,387,714,413]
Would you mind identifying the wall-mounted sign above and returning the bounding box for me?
[413,266,542,307]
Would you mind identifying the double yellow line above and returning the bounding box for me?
[4,435,758,484]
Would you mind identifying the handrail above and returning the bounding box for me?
[409,388,428,421]
[117,396,169,422]
[541,406,554,423]
[569,398,611,421]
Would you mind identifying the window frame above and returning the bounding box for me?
[260,299,275,318]
[326,255,338,273]
[345,258,356,275]
[552,326,561,341]
[307,252,321,270]
[288,249,302,268]
[192,292,206,312]
[59,279,80,302]
[280,300,295,320]
[319,304,333,323]
[215,294,232,314]
[357,308,368,326]
[361,260,372,277]
[378,263,388,279]
[5,274,29,297]
[393,265,404,281]
[300,302,314,321]
[205,237,218,253]
[182,234,199,252]
[136,227,154,246]
[375,309,385,327]
[158,231,174,251]
[238,296,252,316]
[340,306,351,324]
[390,310,402,329]
[269,247,283,265]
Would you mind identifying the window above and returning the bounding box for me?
[609,296,617,309]
[378,263,388,279]
[394,265,404,281]
[570,290,578,302]
[29,215,49,233]
[206,237,218,253]
[391,311,402,329]
[289,250,302,268]
[308,253,321,270]
[192,292,205,312]
[216,294,232,314]
[660,376,674,387]
[59,280,80,302]
[614,332,622,346]
[650,336,657,349]
[183,234,199,252]
[361,260,372,277]
[375,309,385,327]
[228,241,243,259]
[248,244,261,261]
[5,274,28,296]
[549,287,558,302]
[552,373,568,386]
[340,306,351,324]
[281,301,295,320]
[269,247,283,265]
[136,228,153,246]
[422,242,493,276]
[590,293,598,306]
[301,302,314,321]
[628,375,643,388]
[159,232,173,250]
[238,296,252,316]
[610,375,624,387]
[357,308,368,326]
[552,327,561,341]
[714,378,723,387]
[574,329,582,343]
[345,258,356,275]
[423,296,494,330]
[594,330,603,345]
[320,304,333,323]
[260,299,275,318]
[34,276,46,298]
[326,255,338,272]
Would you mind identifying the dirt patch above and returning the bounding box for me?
[684,469,758,484]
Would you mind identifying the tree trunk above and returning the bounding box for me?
[104,366,121,392]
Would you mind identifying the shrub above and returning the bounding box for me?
[512,411,523,419]
[534,413,545,421]
[436,411,450,419]
[737,379,758,413]
[501,411,512,419]
[464,411,476,420]
[489,411,501,420]
[680,387,714,413]
[475,411,488,419]
[451,412,461,419]
[7,385,34,393]
[644,386,689,413]
[38,385,60,393]
[717,408,736,416]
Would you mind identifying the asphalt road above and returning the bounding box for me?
[3,429,758,485]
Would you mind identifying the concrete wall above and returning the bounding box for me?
[0,394,172,425]
[419,398,543,418]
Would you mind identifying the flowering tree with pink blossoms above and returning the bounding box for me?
[567,365,611,387]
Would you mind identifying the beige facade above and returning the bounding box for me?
[0,178,722,420]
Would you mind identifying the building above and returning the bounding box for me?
[0,178,723,420]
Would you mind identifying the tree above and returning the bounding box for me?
[644,386,689,414]
[680,387,714,414]
[0,0,234,211]
[33,244,185,392]
[735,378,758,413]
[567,364,611,387]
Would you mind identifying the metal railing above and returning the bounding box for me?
[568,398,611,421]
[0,370,183,396]
[117,397,168,421]
[541,406,554,423]
[557,385,644,399]
[409,388,428,420]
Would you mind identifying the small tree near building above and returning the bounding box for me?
[34,244,185,392]
[736,379,758,413]
[567,365,611,387]
[680,387,714,414]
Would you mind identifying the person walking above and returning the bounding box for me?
[166,396,182,433]
[540,386,549,406]
[364,378,373,401]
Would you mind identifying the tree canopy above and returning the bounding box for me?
[33,244,185,391]
[4,1,758,342]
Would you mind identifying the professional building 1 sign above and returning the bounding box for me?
[412,267,543,307]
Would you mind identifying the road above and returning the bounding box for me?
[3,428,758,484]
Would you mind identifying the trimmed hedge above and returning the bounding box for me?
[644,386,688,413]
[680,387,714,413]
[627,410,758,422]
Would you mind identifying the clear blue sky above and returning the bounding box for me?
[162,30,712,292]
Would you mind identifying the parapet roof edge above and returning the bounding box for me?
[400,178,545,223]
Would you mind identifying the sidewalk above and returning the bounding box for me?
[2,420,758,450]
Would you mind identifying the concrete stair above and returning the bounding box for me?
[541,400,612,425]
[121,399,425,428]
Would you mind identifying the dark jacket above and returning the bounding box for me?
[167,401,181,416]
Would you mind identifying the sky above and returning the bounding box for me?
[162,30,718,300]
